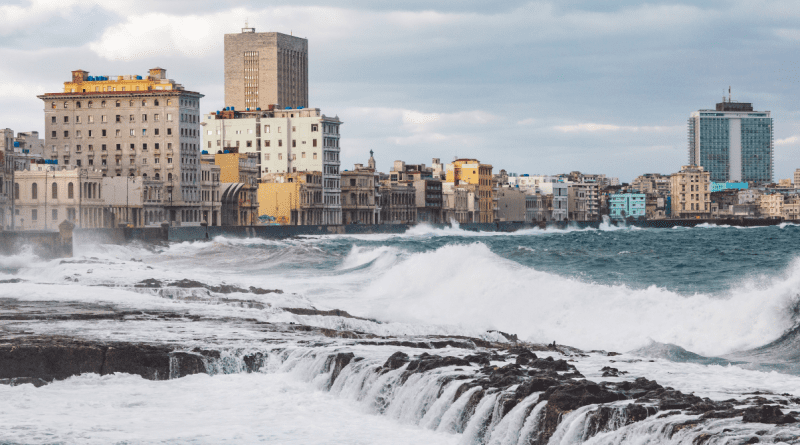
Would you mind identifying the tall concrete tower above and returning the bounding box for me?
[224,26,308,111]
[688,97,773,185]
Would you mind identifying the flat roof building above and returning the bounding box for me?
[224,27,308,111]
[688,97,773,185]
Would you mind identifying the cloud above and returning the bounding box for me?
[776,135,799,145]
[517,118,537,125]
[403,111,440,124]
[553,123,681,133]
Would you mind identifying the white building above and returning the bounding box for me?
[202,107,342,224]
[552,183,568,221]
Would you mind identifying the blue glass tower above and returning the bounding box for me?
[688,100,773,185]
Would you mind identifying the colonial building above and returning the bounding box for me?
[445,159,495,222]
[442,182,469,223]
[37,68,205,226]
[670,165,711,218]
[379,182,416,224]
[202,107,341,224]
[341,157,380,224]
[202,152,258,225]
[11,166,106,230]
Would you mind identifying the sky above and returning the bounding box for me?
[1,0,799,182]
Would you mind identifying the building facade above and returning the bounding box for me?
[224,28,308,110]
[413,179,443,223]
[759,193,784,219]
[341,164,380,224]
[552,183,568,221]
[446,159,495,222]
[37,68,205,226]
[670,165,711,218]
[257,172,323,225]
[202,107,341,224]
[496,187,526,222]
[688,100,773,185]
[609,193,646,220]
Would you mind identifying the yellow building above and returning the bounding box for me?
[445,159,494,222]
[258,172,323,225]
[760,193,784,219]
[63,68,180,93]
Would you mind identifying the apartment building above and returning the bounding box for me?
[759,193,784,219]
[379,182,416,224]
[341,163,380,224]
[202,107,341,224]
[552,183,568,221]
[37,68,205,225]
[442,182,469,223]
[568,182,599,221]
[446,159,495,222]
[496,187,526,222]
[670,165,711,218]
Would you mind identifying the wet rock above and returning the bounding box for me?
[529,356,574,372]
[0,278,24,284]
[657,389,704,410]
[382,352,409,371]
[584,404,656,439]
[401,353,471,382]
[514,349,538,366]
[742,405,798,424]
[323,352,354,389]
[0,377,48,387]
[464,352,491,366]
[242,352,267,372]
[537,380,628,444]
[600,366,628,377]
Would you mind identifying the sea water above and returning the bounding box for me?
[2,223,800,443]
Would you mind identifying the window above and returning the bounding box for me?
[142,129,147,136]
[76,130,82,138]
[64,131,69,137]
[278,127,281,133]
[313,153,317,160]
[154,100,159,106]
[311,124,318,132]
[32,209,37,221]
[130,144,135,150]
[167,128,172,135]
[292,126,296,132]
[102,130,107,137]
[302,152,306,158]
[313,139,317,147]
[51,131,57,138]
[51,116,56,124]
[101,101,106,108]
[278,140,282,147]
[292,140,296,147]
[168,157,173,164]
[116,100,120,107]
[88,101,93,108]
[102,144,107,151]
[116,129,121,137]
[265,140,270,147]
[88,130,93,137]
[246,140,252,147]
[278,153,282,160]
[155,143,160,150]
[130,130,135,136]
[63,102,68,109]
[264,125,270,133]
[154,157,159,164]
[76,101,81,108]
[101,115,107,123]
[129,115,135,122]
[143,143,148,150]
[154,114,159,122]
[167,143,172,149]
[51,102,56,109]
[142,114,148,122]
[88,144,93,151]
[129,100,133,106]
[292,154,296,160]
[51,183,58,199]
[167,114,172,121]
[31,183,38,200]
[265,153,270,160]
[68,182,74,199]
[64,116,69,123]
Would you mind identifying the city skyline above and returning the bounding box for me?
[2,1,800,182]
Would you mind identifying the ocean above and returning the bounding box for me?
[2,222,800,443]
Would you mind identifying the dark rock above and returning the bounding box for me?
[584,404,656,439]
[600,366,628,377]
[382,352,409,371]
[529,356,574,372]
[323,352,354,389]
[242,352,267,372]
[514,349,538,366]
[0,342,104,381]
[401,353,471,382]
[742,405,797,424]
[464,353,491,366]
[543,380,627,411]
[744,437,759,444]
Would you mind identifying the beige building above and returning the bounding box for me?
[567,183,599,221]
[442,182,469,223]
[102,176,164,227]
[37,68,205,226]
[202,107,342,224]
[202,153,258,226]
[670,165,711,218]
[760,193,784,219]
[10,166,106,230]
[526,192,552,223]
[795,169,800,189]
[224,27,308,111]
[379,182,416,224]
[496,187,526,222]
[258,171,323,225]
[341,160,380,225]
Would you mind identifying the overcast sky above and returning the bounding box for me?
[2,0,800,182]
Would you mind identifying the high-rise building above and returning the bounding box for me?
[224,26,308,111]
[688,99,773,185]
[37,68,209,226]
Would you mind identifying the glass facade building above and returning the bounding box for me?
[688,102,773,185]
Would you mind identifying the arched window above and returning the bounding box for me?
[154,99,159,106]
[115,100,120,107]
[14,183,19,200]
[143,173,148,178]
[101,100,106,108]
[31,183,38,200]
[76,101,81,108]
[87,101,93,108]
[154,173,160,180]
[167,173,172,182]
[68,182,74,199]
[51,183,58,199]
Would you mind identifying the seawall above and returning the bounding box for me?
[66,217,783,246]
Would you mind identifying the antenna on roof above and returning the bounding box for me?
[729,86,731,103]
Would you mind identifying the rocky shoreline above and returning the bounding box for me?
[2,279,800,444]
